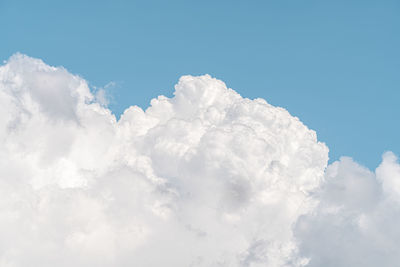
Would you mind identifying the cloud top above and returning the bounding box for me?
[0,54,399,266]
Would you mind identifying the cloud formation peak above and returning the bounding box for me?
[0,54,399,266]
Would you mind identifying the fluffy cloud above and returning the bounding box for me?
[0,54,398,266]
[295,152,400,266]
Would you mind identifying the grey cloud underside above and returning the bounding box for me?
[0,54,399,267]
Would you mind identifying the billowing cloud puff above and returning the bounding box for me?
[295,152,400,266]
[0,54,399,266]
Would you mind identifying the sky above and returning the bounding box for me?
[1,1,400,266]
[1,0,399,169]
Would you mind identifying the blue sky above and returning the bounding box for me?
[1,0,398,168]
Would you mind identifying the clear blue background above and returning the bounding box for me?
[1,0,399,169]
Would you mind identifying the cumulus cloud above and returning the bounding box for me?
[295,152,400,266]
[0,54,398,266]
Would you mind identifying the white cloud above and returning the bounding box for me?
[0,54,398,266]
[295,153,400,266]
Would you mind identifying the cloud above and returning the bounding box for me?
[295,153,400,266]
[0,54,398,266]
